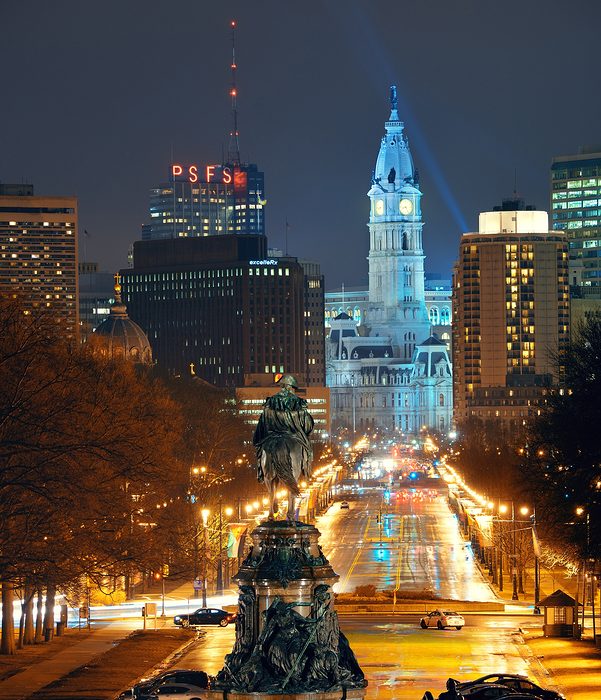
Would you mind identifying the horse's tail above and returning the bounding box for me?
[264,438,301,496]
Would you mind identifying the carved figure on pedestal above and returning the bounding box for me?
[253,374,314,521]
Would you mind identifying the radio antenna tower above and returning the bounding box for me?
[228,19,241,165]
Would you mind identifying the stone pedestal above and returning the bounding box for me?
[213,520,367,698]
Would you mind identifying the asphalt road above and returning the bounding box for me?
[317,487,496,600]
[178,613,552,699]
[175,486,561,699]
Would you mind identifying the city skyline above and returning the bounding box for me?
[3,1,601,288]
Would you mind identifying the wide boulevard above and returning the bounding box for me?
[178,484,559,699]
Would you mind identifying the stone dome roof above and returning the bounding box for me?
[93,278,153,365]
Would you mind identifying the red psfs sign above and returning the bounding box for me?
[171,163,247,191]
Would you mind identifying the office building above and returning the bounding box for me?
[141,163,265,241]
[325,87,453,434]
[0,183,78,341]
[237,376,330,439]
[452,198,570,429]
[550,148,601,330]
[120,235,316,387]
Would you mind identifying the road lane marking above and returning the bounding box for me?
[339,511,371,592]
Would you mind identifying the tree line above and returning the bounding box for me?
[451,318,601,570]
[0,296,256,654]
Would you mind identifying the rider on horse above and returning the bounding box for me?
[253,375,314,501]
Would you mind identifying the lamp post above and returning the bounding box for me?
[523,506,541,607]
[201,508,210,607]
[576,506,590,634]
[511,502,519,601]
[498,504,507,592]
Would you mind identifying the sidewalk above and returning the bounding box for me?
[477,560,601,699]
[0,621,135,700]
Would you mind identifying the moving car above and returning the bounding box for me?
[453,674,565,700]
[419,609,465,630]
[148,682,207,699]
[340,501,350,509]
[173,608,236,628]
[118,670,209,699]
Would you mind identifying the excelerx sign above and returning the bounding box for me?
[249,259,278,265]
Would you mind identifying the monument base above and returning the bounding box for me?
[208,689,367,700]
[214,520,367,697]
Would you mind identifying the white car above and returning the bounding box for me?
[419,609,464,630]
[149,682,208,699]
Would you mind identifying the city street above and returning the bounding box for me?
[176,486,559,699]
[317,487,496,600]
[179,610,549,699]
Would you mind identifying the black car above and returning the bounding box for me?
[453,674,565,700]
[173,608,236,627]
[118,670,210,699]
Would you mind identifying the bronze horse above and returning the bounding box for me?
[253,377,314,521]
[259,434,306,520]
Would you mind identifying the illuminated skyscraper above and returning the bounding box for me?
[453,198,570,429]
[141,163,265,241]
[120,235,310,386]
[550,148,601,328]
[0,183,79,341]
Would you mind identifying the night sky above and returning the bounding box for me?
[3,1,601,289]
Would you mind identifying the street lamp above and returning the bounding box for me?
[201,508,210,607]
[498,503,508,592]
[511,502,519,601]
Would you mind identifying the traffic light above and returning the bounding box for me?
[162,564,170,577]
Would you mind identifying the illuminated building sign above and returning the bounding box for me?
[249,259,278,266]
[170,163,247,186]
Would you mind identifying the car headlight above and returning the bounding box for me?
[174,616,181,622]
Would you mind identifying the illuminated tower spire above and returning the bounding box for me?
[228,19,241,165]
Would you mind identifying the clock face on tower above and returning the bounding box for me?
[399,198,413,215]
[375,199,384,216]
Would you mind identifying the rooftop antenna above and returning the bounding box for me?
[285,218,290,255]
[228,19,241,165]
[513,168,518,197]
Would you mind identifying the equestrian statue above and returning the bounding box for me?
[253,374,314,521]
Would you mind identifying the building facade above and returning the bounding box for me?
[0,183,78,341]
[141,163,265,241]
[325,88,453,435]
[550,149,601,331]
[120,235,322,387]
[452,199,570,429]
[237,377,330,440]
[324,274,452,349]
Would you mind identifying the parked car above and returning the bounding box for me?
[453,674,565,700]
[118,670,209,699]
[340,501,350,509]
[148,682,207,699]
[419,610,465,630]
[460,684,532,699]
[173,608,236,628]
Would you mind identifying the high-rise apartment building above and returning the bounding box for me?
[550,148,601,328]
[453,198,570,429]
[120,235,320,387]
[0,183,78,341]
[141,163,265,241]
